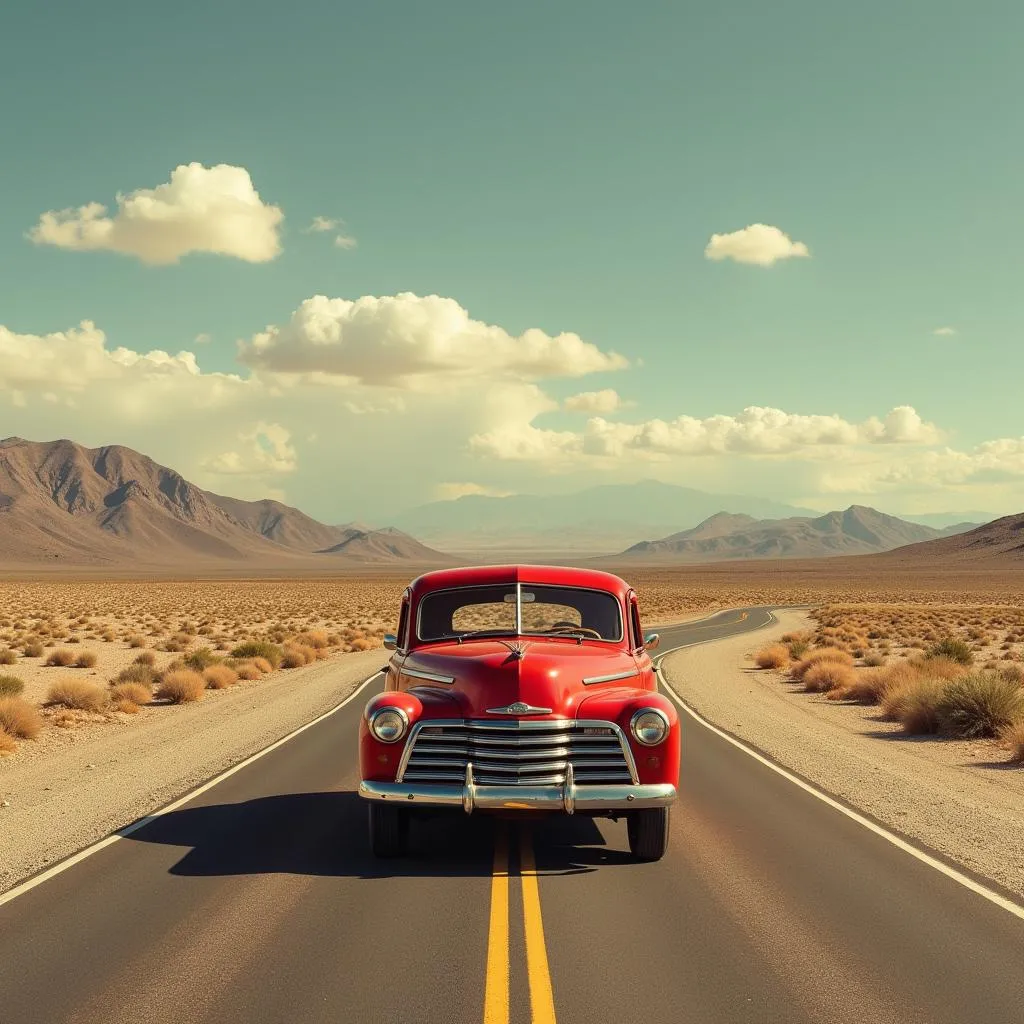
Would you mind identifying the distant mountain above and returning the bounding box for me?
[392,481,818,554]
[899,511,998,530]
[870,513,1024,565]
[318,526,450,563]
[0,437,448,568]
[609,506,976,563]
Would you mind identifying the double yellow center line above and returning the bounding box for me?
[484,825,557,1024]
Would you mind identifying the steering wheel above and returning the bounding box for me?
[548,622,603,639]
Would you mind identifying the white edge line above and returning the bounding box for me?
[655,615,1024,924]
[0,668,385,910]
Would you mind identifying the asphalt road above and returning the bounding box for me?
[2,608,1023,1023]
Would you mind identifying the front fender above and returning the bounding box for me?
[576,689,680,786]
[359,691,423,782]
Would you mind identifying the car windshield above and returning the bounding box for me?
[417,584,623,642]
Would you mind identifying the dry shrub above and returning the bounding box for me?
[22,640,44,658]
[0,692,43,741]
[296,630,329,649]
[883,677,948,734]
[926,637,974,666]
[0,731,16,755]
[863,652,887,667]
[234,662,263,680]
[803,662,857,694]
[1000,718,1024,762]
[74,651,98,668]
[0,674,25,697]
[0,696,43,739]
[791,648,854,681]
[280,645,309,669]
[755,644,790,670]
[44,648,76,667]
[156,669,205,703]
[184,647,219,671]
[840,668,890,704]
[46,678,108,712]
[230,641,283,668]
[115,663,158,686]
[934,674,1024,739]
[203,665,238,689]
[0,648,16,665]
[348,638,374,652]
[134,651,156,667]
[110,682,152,706]
[127,634,146,648]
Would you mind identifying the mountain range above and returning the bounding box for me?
[0,437,448,568]
[609,507,977,563]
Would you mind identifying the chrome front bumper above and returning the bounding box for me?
[358,765,676,815]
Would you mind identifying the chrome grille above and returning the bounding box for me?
[398,720,636,787]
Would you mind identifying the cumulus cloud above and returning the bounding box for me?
[28,163,283,264]
[432,482,515,501]
[240,293,628,387]
[564,389,623,414]
[704,223,810,267]
[204,423,297,475]
[933,326,956,337]
[471,405,941,462]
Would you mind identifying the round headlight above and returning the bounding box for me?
[369,707,408,743]
[630,708,669,746]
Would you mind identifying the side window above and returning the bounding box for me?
[397,596,410,651]
[629,595,643,650]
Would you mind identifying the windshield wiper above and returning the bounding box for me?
[445,628,517,644]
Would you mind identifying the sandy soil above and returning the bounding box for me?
[661,610,1024,900]
[0,649,385,894]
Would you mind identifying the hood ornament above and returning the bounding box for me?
[498,640,529,660]
[486,701,552,716]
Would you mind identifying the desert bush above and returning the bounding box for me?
[0,696,43,739]
[110,682,152,709]
[234,662,263,681]
[0,648,16,666]
[997,664,1024,685]
[183,647,219,671]
[44,649,76,667]
[348,638,374,652]
[251,656,273,674]
[934,674,1024,739]
[926,637,974,666]
[74,651,98,668]
[22,640,44,658]
[134,651,157,667]
[838,668,890,703]
[0,675,25,697]
[883,676,948,734]
[755,644,790,670]
[202,665,238,689]
[127,634,146,648]
[790,648,854,681]
[280,645,310,668]
[863,652,887,667]
[115,663,158,686]
[46,679,108,712]
[1000,718,1024,762]
[296,630,329,650]
[156,669,205,703]
[0,732,16,755]
[230,641,283,668]
[803,662,857,694]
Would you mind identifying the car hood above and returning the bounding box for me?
[400,639,640,719]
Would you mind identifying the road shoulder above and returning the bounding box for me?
[0,650,384,894]
[661,610,1024,901]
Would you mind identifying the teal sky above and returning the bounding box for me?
[2,1,1023,520]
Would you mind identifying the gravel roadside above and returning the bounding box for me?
[0,649,386,894]
[661,609,1024,901]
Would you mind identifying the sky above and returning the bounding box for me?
[2,0,1024,522]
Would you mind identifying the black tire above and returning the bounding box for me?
[368,803,409,858]
[627,807,669,861]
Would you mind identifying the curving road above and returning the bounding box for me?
[1,608,1023,1023]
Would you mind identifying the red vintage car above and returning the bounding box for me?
[358,565,679,860]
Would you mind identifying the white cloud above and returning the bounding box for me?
[205,423,297,475]
[240,293,628,387]
[307,216,338,233]
[704,223,810,267]
[932,326,956,337]
[334,233,357,249]
[432,482,515,501]
[564,388,623,414]
[471,405,941,463]
[28,163,282,264]
[306,216,357,249]
[194,332,212,345]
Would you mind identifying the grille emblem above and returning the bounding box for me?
[486,701,553,716]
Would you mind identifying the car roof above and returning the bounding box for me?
[407,564,631,599]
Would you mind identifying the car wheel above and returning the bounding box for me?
[627,807,669,861]
[368,803,409,857]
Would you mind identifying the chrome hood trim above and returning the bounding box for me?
[485,701,553,716]
[582,668,641,686]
